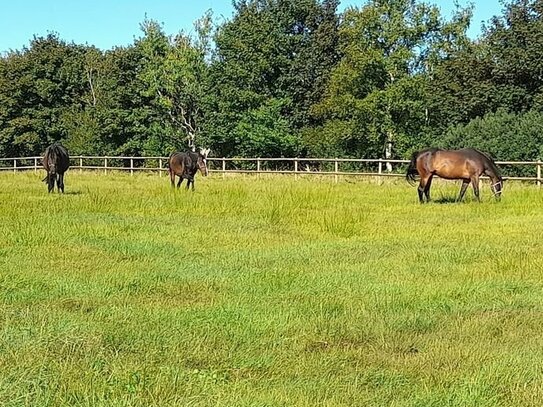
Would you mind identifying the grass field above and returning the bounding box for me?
[1,171,543,406]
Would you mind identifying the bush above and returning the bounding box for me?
[441,109,543,176]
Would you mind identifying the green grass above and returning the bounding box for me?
[1,171,543,406]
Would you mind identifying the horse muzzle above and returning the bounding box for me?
[491,181,503,199]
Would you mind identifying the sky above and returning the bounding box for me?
[0,0,504,54]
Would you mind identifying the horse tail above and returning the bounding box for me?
[406,150,420,185]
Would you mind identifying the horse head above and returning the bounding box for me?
[197,148,210,176]
[491,177,504,200]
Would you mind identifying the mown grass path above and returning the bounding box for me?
[1,172,543,406]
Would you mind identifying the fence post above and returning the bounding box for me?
[378,158,382,175]
[257,157,261,179]
[222,158,226,179]
[294,158,298,180]
[159,158,163,177]
[334,158,338,183]
[104,157,108,175]
[34,157,38,173]
[537,160,542,188]
[130,158,134,176]
[79,157,83,173]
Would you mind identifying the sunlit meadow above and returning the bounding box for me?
[1,171,542,406]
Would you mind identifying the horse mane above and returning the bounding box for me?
[45,143,65,157]
[474,149,502,180]
[44,144,59,166]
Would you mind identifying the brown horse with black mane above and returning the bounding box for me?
[43,143,70,193]
[406,148,503,203]
[168,148,210,191]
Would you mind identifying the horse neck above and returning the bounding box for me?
[484,162,503,196]
[45,148,57,166]
[482,156,501,182]
[486,169,500,184]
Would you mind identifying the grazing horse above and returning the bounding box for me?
[406,148,503,203]
[42,143,70,193]
[168,148,210,191]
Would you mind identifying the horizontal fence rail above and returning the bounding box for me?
[0,155,541,185]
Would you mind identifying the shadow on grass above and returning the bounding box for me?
[430,195,487,204]
[432,196,459,204]
[63,190,83,195]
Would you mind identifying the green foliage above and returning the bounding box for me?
[0,34,91,156]
[1,0,543,160]
[312,0,471,159]
[427,0,543,137]
[232,98,299,157]
[301,119,355,157]
[206,0,340,156]
[60,109,104,155]
[441,109,543,176]
[485,0,543,109]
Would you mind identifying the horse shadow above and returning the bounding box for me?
[432,196,460,204]
[432,192,483,204]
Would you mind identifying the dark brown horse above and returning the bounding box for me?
[43,143,70,193]
[168,148,210,191]
[406,148,502,203]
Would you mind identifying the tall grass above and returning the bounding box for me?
[1,171,543,406]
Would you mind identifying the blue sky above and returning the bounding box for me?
[0,0,503,53]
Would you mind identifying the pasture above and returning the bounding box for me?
[1,171,543,407]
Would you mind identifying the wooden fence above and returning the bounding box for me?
[0,155,541,186]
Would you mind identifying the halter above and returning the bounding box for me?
[491,181,503,195]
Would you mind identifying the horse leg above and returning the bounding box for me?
[423,175,433,202]
[418,176,431,203]
[471,175,481,201]
[457,180,470,202]
[169,169,175,188]
[185,177,191,190]
[58,173,65,193]
[177,177,183,188]
[417,184,424,202]
[47,173,55,193]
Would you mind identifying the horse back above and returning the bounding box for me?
[43,143,70,173]
[443,149,491,168]
[430,148,491,179]
[169,151,197,177]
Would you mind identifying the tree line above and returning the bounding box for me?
[1,0,543,163]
